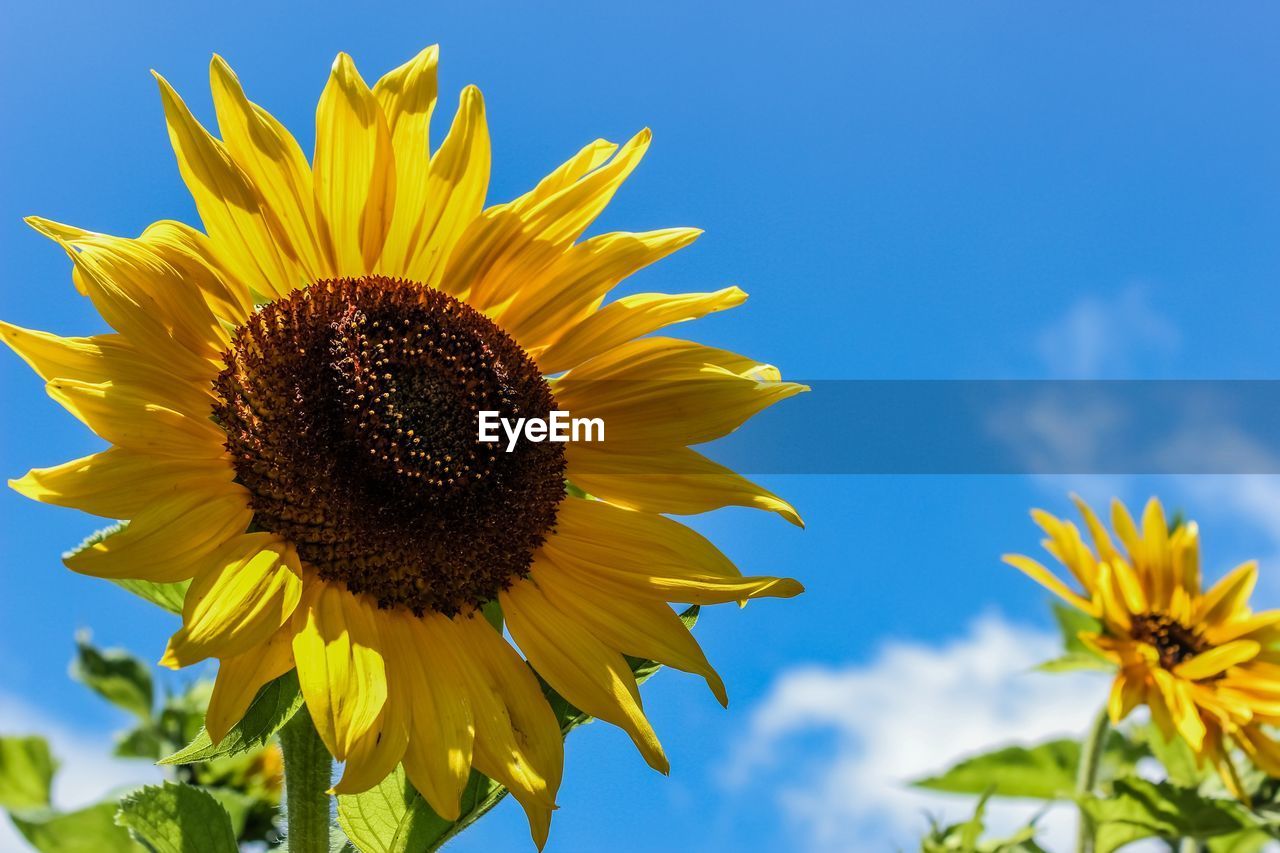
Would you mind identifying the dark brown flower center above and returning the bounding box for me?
[1130,612,1210,670]
[214,276,566,616]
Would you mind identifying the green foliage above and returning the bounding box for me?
[115,783,237,852]
[919,792,1048,852]
[1080,778,1257,853]
[1,633,285,852]
[111,578,189,615]
[0,736,57,811]
[1035,603,1112,673]
[338,606,701,853]
[66,522,189,615]
[11,801,143,853]
[162,670,302,765]
[70,633,153,722]
[913,732,1143,801]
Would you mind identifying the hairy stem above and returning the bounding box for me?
[1075,705,1110,853]
[279,706,332,853]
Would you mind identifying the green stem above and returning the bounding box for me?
[1075,705,1110,853]
[1178,839,1201,853]
[279,706,332,853]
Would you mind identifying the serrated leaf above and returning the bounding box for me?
[1080,777,1256,853]
[0,735,57,810]
[112,578,189,615]
[71,634,153,721]
[115,783,237,853]
[66,522,189,614]
[913,732,1142,801]
[161,671,301,765]
[337,606,700,853]
[12,800,143,853]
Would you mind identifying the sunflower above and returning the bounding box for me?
[5,47,805,845]
[1006,495,1280,793]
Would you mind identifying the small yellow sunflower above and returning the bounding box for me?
[1006,495,1280,793]
[5,47,804,845]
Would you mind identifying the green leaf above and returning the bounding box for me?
[913,732,1142,801]
[65,522,189,614]
[111,578,189,615]
[337,606,701,853]
[920,791,1049,852]
[1034,652,1114,674]
[115,783,238,853]
[0,735,57,810]
[112,727,165,761]
[1207,830,1276,853]
[12,800,143,853]
[1132,722,1205,788]
[335,765,503,853]
[160,670,301,765]
[1036,603,1111,673]
[1080,777,1256,853]
[70,633,153,721]
[480,599,503,632]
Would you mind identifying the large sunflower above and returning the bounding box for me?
[5,47,804,844]
[1006,496,1280,793]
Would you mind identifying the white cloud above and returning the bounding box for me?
[1035,283,1179,379]
[721,614,1108,851]
[0,692,162,850]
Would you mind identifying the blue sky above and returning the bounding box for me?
[4,2,1280,850]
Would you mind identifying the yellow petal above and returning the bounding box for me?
[533,561,727,705]
[388,613,474,820]
[1196,561,1259,626]
[161,534,303,667]
[1001,554,1094,614]
[1110,498,1145,562]
[564,444,802,527]
[63,487,251,582]
[205,624,295,744]
[34,225,227,379]
[534,287,748,375]
[291,581,387,760]
[1153,669,1206,752]
[154,71,301,299]
[134,220,255,326]
[447,614,561,847]
[502,578,668,773]
[551,337,807,449]
[462,131,651,313]
[314,53,395,275]
[1070,493,1120,564]
[210,55,333,281]
[1174,640,1262,681]
[373,46,442,273]
[46,378,225,458]
[332,688,410,795]
[501,228,701,350]
[544,498,802,605]
[394,85,490,289]
[1205,611,1280,645]
[10,447,232,519]
[0,323,215,419]
[1107,671,1146,723]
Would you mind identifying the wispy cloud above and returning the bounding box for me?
[720,614,1108,851]
[1034,283,1179,379]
